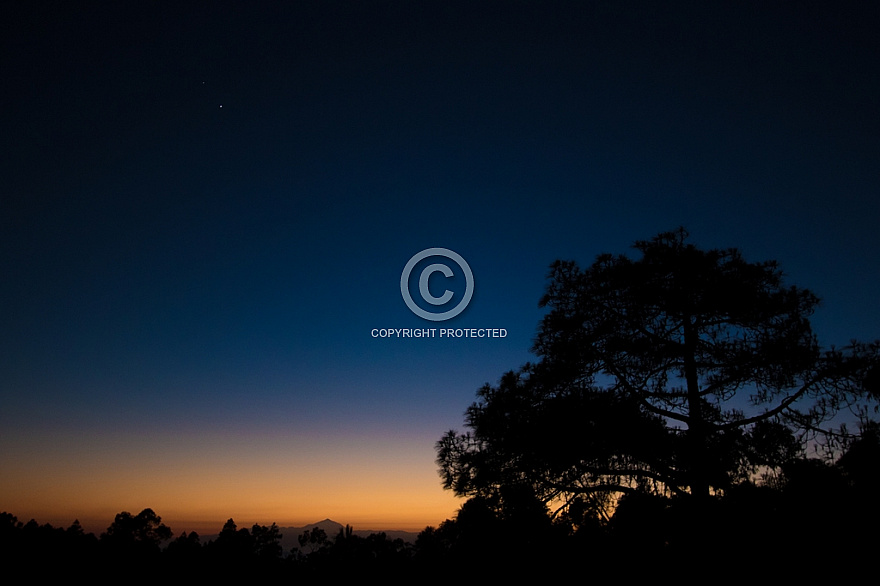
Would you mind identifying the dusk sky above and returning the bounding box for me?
[2,2,878,535]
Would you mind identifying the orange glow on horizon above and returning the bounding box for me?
[0,425,464,536]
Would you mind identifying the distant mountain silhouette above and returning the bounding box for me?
[201,518,418,555]
[297,518,343,534]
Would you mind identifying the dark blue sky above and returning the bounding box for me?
[2,1,878,532]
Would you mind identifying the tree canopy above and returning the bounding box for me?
[437,229,879,519]
[102,508,172,549]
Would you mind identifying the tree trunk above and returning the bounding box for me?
[683,317,709,501]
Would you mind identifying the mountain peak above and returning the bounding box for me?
[301,518,344,532]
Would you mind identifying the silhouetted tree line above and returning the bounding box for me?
[0,433,873,577]
[0,508,416,578]
[1,429,877,578]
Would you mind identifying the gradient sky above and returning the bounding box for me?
[2,2,879,535]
